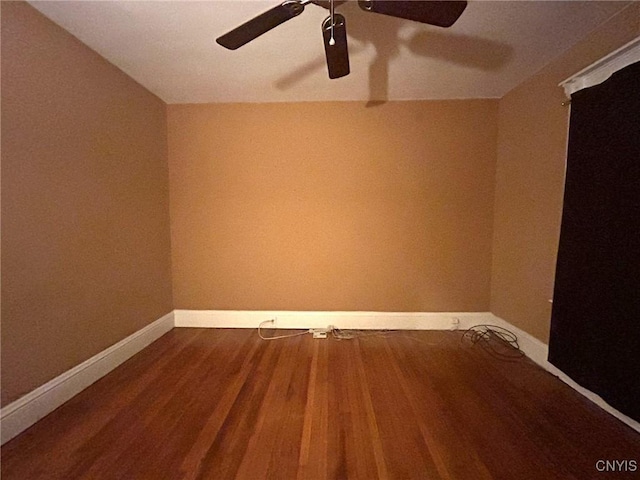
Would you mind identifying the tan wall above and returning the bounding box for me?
[168,100,498,312]
[491,3,640,343]
[1,2,173,406]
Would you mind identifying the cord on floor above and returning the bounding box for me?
[257,319,310,341]
[461,324,525,360]
[331,328,396,340]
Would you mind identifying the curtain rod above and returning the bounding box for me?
[559,36,640,98]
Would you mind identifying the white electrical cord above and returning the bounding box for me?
[258,319,310,341]
[331,328,395,340]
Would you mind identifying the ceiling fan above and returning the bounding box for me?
[216,0,468,79]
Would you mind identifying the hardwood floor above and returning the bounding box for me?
[2,328,639,479]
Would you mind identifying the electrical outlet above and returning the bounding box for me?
[262,318,276,329]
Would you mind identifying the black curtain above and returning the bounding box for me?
[549,61,640,422]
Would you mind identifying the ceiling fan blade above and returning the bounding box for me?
[358,1,467,28]
[216,1,306,50]
[322,14,350,79]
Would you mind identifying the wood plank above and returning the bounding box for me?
[2,329,639,479]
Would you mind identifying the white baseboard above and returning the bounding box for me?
[475,313,640,434]
[0,312,175,445]
[173,309,491,330]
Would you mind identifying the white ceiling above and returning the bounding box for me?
[29,1,632,104]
